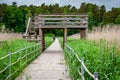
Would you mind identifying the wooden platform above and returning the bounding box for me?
[23,14,88,51]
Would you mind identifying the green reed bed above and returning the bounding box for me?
[64,38,120,80]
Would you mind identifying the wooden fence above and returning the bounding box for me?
[34,14,88,28]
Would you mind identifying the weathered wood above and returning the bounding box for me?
[40,25,88,29]
[38,14,88,17]
[23,39,41,42]
[23,14,88,51]
[39,22,88,24]
[63,28,67,48]
[34,30,37,39]
[40,28,45,51]
[80,28,86,39]
[35,15,88,29]
[43,18,87,20]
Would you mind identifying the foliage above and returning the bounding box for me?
[103,8,120,24]
[115,15,120,24]
[0,2,120,34]
[63,38,120,80]
[4,6,24,32]
[0,23,3,31]
[45,36,54,48]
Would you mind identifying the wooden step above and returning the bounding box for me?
[24,35,41,37]
[29,32,35,35]
[23,39,41,42]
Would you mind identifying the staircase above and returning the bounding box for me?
[22,18,41,42]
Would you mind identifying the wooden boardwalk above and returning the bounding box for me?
[15,39,71,80]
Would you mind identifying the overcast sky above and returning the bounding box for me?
[0,0,120,10]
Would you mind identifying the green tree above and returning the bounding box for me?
[4,2,24,32]
[103,8,120,23]
[99,5,106,22]
[19,5,31,25]
[0,3,7,23]
[70,6,77,14]
[78,3,87,13]
[63,5,71,14]
[29,5,37,17]
[115,15,120,24]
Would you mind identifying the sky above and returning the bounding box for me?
[0,0,120,10]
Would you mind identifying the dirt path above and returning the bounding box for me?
[15,38,71,80]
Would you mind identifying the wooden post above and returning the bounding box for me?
[63,28,67,48]
[94,72,98,80]
[34,29,37,39]
[39,28,45,51]
[80,28,86,39]
[8,52,11,80]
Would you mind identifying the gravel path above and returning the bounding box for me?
[15,38,71,80]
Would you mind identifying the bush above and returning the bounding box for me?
[0,23,3,31]
[115,15,120,24]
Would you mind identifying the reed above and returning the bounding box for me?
[0,33,22,41]
[88,24,120,46]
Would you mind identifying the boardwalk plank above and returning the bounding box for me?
[15,39,71,80]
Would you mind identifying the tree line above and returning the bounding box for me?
[0,2,120,33]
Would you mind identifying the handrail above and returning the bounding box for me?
[0,43,41,80]
[0,43,40,61]
[38,14,88,17]
[65,43,98,80]
[25,18,31,35]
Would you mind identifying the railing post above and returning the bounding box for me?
[34,45,36,58]
[94,72,98,80]
[42,16,44,26]
[81,58,84,79]
[63,28,67,49]
[19,51,22,73]
[8,52,11,80]
[26,48,28,66]
[63,17,67,26]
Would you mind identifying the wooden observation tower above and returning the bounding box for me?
[23,14,88,51]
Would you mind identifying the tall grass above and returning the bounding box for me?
[62,25,120,79]
[0,40,37,80]
[0,33,22,41]
[88,25,120,46]
[64,38,120,80]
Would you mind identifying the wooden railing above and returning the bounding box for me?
[65,43,99,80]
[25,18,31,35]
[34,15,88,28]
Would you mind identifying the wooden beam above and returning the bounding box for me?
[80,28,86,39]
[63,28,67,48]
[38,14,88,17]
[40,25,88,29]
[39,28,45,51]
[34,29,37,39]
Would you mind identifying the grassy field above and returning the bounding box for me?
[0,35,53,80]
[63,25,120,80]
[65,38,120,80]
